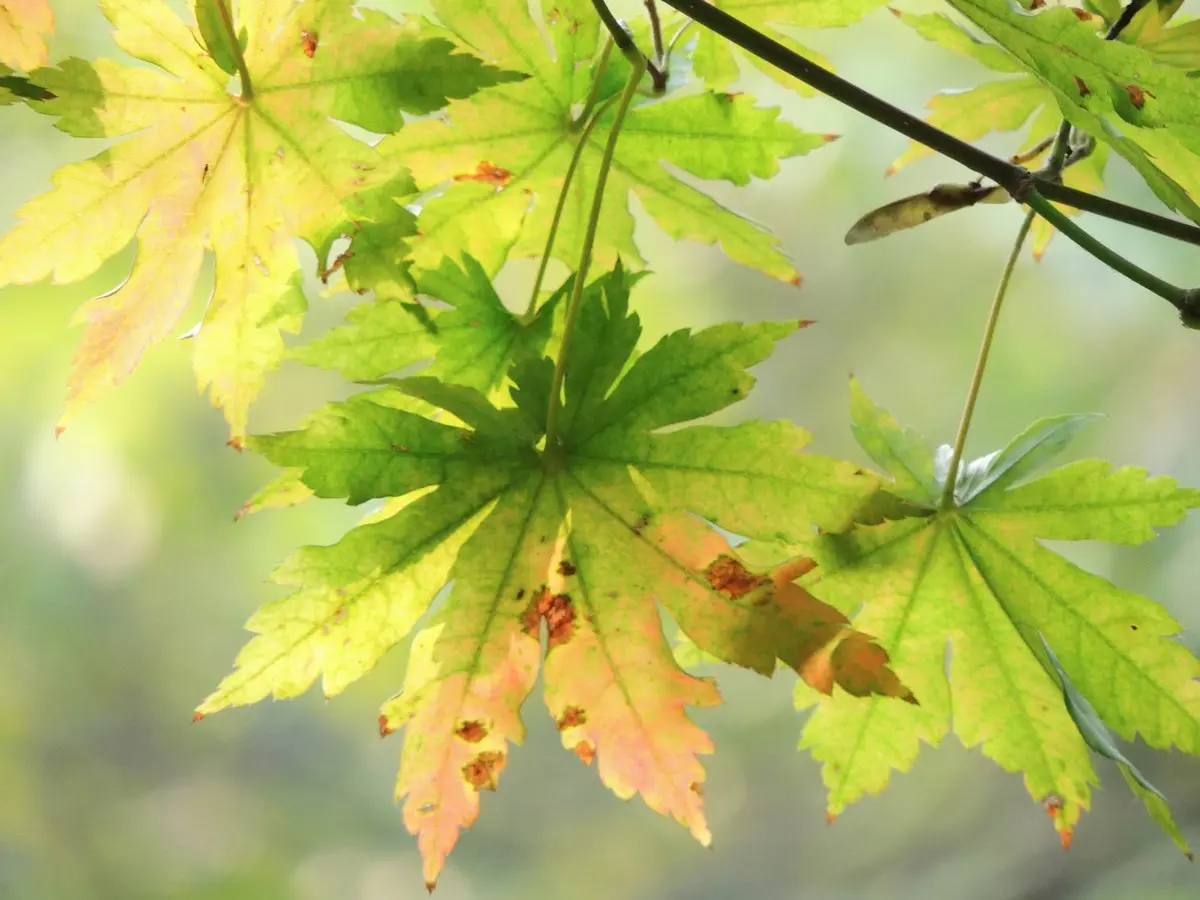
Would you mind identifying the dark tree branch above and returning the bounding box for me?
[657,0,1200,249]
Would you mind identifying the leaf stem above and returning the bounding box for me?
[525,93,620,320]
[656,0,1200,249]
[544,51,648,451]
[572,38,615,131]
[940,211,1036,510]
[214,0,253,101]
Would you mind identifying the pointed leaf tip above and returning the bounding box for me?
[191,711,205,723]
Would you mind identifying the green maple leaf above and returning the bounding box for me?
[0,0,515,439]
[0,0,52,71]
[196,264,910,887]
[296,253,563,393]
[680,0,888,91]
[378,0,833,285]
[795,380,1200,852]
[941,0,1200,223]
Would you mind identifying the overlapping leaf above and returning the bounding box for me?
[197,265,910,886]
[794,380,1200,850]
[296,253,561,392]
[0,0,52,71]
[889,9,1108,257]
[379,0,832,285]
[942,0,1200,222]
[0,0,514,438]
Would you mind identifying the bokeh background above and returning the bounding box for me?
[2,1,1199,897]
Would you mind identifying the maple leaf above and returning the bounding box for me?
[197,264,908,887]
[0,0,52,71]
[941,0,1200,222]
[795,380,1200,851]
[378,0,833,285]
[296,253,562,393]
[0,0,516,439]
[681,0,888,92]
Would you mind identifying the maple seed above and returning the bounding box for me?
[378,715,395,738]
[557,559,577,577]
[706,555,767,599]
[462,751,505,791]
[301,30,318,58]
[456,720,488,743]
[556,706,587,730]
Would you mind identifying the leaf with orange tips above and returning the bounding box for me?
[210,264,880,882]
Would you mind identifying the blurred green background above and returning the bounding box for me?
[2,1,1198,897]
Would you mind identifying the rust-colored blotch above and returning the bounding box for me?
[543,593,576,647]
[1124,83,1152,109]
[456,719,488,743]
[454,161,513,186]
[705,555,767,600]
[557,559,577,577]
[462,751,505,790]
[301,29,318,58]
[379,714,395,738]
[1074,76,1091,98]
[556,705,587,730]
[573,741,596,765]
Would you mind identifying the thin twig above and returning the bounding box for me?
[646,0,665,63]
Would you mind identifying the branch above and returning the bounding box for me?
[657,0,1200,249]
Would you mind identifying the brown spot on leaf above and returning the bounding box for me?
[1074,76,1090,97]
[632,513,651,536]
[544,593,575,647]
[797,318,815,329]
[516,588,526,600]
[557,559,577,577]
[301,30,318,58]
[573,741,596,765]
[392,444,410,452]
[456,720,488,743]
[557,706,587,730]
[462,750,505,790]
[1069,7,1092,20]
[227,438,244,452]
[706,555,767,600]
[1030,0,1045,7]
[454,161,513,186]
[788,274,803,288]
[690,781,704,798]
[192,711,205,723]
[379,715,395,738]
[1124,83,1152,109]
